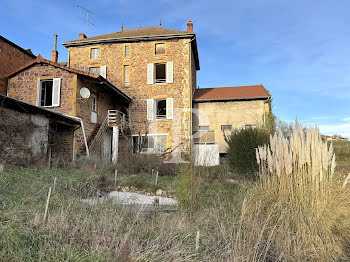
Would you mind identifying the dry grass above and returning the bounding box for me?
[234,122,350,261]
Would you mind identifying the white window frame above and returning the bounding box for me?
[155,43,165,55]
[89,67,100,75]
[125,45,130,57]
[155,99,167,119]
[90,48,100,59]
[37,78,60,107]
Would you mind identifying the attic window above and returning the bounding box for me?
[155,43,165,55]
[154,63,166,83]
[90,48,100,59]
[40,80,53,106]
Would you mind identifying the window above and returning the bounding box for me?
[91,93,97,112]
[123,65,130,87]
[132,135,167,153]
[90,48,100,59]
[89,67,100,75]
[156,99,166,119]
[245,125,256,129]
[155,43,165,55]
[125,45,130,57]
[199,126,210,131]
[40,80,53,106]
[221,125,232,131]
[154,63,166,83]
[38,78,61,107]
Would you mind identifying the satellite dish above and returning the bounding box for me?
[80,87,91,99]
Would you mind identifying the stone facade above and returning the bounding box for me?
[68,37,196,155]
[0,36,35,94]
[193,100,268,153]
[7,62,130,160]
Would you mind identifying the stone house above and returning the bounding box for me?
[6,55,132,164]
[0,94,80,166]
[63,21,199,158]
[0,35,36,94]
[192,85,271,165]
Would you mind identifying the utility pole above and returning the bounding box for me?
[76,4,96,36]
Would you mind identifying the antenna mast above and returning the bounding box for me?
[76,4,96,35]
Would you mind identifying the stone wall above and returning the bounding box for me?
[0,38,35,94]
[68,37,195,155]
[193,100,267,153]
[0,107,74,166]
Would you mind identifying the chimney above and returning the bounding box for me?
[187,20,193,32]
[79,33,87,39]
[51,34,58,63]
[121,22,124,32]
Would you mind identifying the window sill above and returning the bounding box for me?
[39,105,59,108]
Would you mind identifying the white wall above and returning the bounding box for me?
[193,143,220,166]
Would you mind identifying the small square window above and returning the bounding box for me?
[125,45,130,57]
[221,125,232,131]
[90,48,100,59]
[40,80,53,106]
[89,67,100,75]
[155,43,165,55]
[154,63,166,83]
[199,126,209,131]
[156,99,166,119]
[245,125,256,129]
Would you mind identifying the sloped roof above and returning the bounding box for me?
[64,27,192,45]
[7,55,132,102]
[0,94,80,127]
[193,85,271,102]
[0,35,36,58]
[7,55,99,78]
[62,26,200,70]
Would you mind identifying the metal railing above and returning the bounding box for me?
[193,130,215,143]
[89,115,108,151]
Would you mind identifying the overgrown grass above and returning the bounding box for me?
[0,164,244,261]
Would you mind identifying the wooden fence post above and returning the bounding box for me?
[44,187,52,223]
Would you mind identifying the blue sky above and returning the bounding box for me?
[2,0,350,137]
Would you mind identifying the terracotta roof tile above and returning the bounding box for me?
[64,27,192,44]
[193,85,271,102]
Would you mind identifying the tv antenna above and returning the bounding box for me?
[76,4,96,35]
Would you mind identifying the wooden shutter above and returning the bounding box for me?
[166,61,173,83]
[147,99,154,120]
[147,63,153,84]
[166,98,174,119]
[83,66,89,72]
[37,79,41,106]
[100,66,107,78]
[52,78,61,107]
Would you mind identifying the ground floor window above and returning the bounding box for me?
[132,134,167,154]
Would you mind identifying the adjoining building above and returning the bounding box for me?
[193,85,271,165]
[0,35,36,94]
[6,55,132,164]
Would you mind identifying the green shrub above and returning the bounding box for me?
[225,127,270,179]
